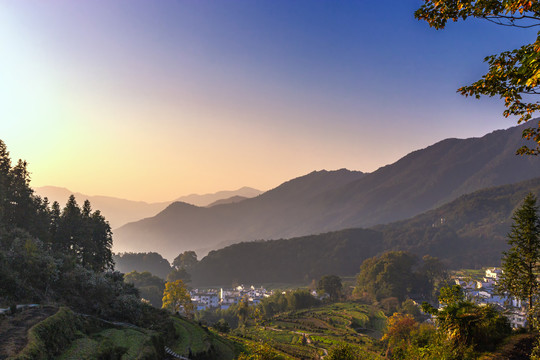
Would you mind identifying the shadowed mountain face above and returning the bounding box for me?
[190,177,540,286]
[114,122,540,258]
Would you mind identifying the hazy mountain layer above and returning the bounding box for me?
[114,169,365,256]
[176,187,263,207]
[114,123,540,258]
[34,186,262,229]
[207,195,250,207]
[34,186,170,229]
[190,177,540,286]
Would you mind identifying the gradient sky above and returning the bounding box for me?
[1,1,536,202]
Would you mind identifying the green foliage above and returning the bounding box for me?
[53,196,114,272]
[355,251,446,303]
[422,285,511,354]
[235,301,385,360]
[14,306,165,360]
[12,307,82,360]
[237,342,286,360]
[213,318,231,333]
[113,252,172,279]
[124,270,165,308]
[167,267,192,284]
[191,228,384,286]
[187,179,540,287]
[173,250,198,270]
[258,289,320,320]
[498,193,540,319]
[0,140,119,307]
[317,275,343,302]
[327,343,361,360]
[415,0,540,154]
[170,316,237,359]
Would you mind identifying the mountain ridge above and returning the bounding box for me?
[189,176,540,286]
[114,122,540,258]
[34,185,263,229]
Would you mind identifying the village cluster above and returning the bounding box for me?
[453,268,527,329]
[189,285,273,311]
[189,268,529,329]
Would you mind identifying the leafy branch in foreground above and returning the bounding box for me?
[416,0,540,155]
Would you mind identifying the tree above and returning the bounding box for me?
[355,251,420,302]
[162,279,194,318]
[52,196,113,271]
[415,0,540,155]
[382,313,419,359]
[327,343,360,360]
[422,285,511,352]
[317,275,343,302]
[237,343,285,360]
[498,193,540,326]
[237,296,251,326]
[124,270,165,308]
[172,250,198,270]
[166,267,191,283]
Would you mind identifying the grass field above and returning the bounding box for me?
[170,316,237,359]
[58,328,158,360]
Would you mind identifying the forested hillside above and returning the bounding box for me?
[0,139,239,359]
[190,177,540,286]
[115,122,540,257]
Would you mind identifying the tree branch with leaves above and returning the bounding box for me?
[416,0,540,155]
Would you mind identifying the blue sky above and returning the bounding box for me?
[0,1,535,201]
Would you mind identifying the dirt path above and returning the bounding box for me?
[486,333,537,360]
[0,306,58,359]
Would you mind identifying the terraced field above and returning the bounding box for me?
[235,302,386,359]
[170,317,238,359]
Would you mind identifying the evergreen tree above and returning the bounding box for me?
[498,193,540,327]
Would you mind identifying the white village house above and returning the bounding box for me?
[455,268,527,329]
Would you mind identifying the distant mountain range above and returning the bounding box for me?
[33,186,262,229]
[207,196,250,207]
[176,187,262,207]
[190,177,540,286]
[113,122,540,258]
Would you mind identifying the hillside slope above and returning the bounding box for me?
[34,186,262,229]
[190,177,540,286]
[115,123,540,257]
[114,169,365,256]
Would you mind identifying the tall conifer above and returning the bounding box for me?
[498,193,540,327]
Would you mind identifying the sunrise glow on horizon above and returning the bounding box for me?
[1,0,535,202]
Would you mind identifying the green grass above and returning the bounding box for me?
[12,307,162,360]
[58,327,160,360]
[170,316,236,359]
[58,337,97,360]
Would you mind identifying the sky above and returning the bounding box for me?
[0,1,536,202]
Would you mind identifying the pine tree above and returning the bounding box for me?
[498,193,540,327]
